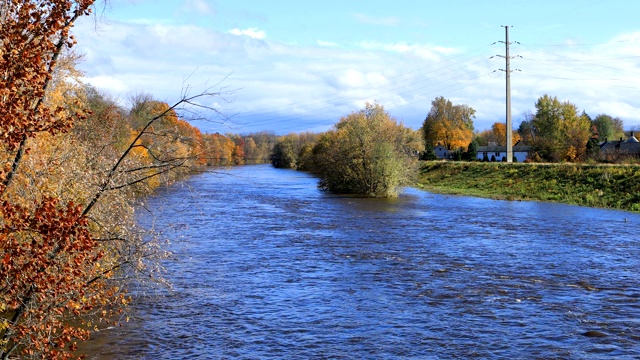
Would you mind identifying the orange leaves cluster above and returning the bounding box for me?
[476,122,522,147]
[202,133,246,166]
[0,1,93,150]
[0,1,128,359]
[0,196,117,359]
[0,2,267,357]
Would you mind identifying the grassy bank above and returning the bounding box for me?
[417,161,640,212]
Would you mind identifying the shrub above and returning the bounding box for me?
[312,103,417,197]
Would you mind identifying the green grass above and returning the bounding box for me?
[416,161,640,212]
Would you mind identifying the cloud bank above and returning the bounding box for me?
[72,15,640,135]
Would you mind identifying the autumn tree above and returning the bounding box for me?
[201,133,247,166]
[492,122,521,146]
[125,99,209,183]
[242,137,259,164]
[422,96,475,152]
[312,103,417,198]
[247,131,277,164]
[490,123,506,145]
[0,2,107,358]
[0,2,227,358]
[229,135,246,165]
[528,94,591,162]
[73,85,129,149]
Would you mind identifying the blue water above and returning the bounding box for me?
[81,164,640,359]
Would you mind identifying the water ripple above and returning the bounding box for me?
[80,165,640,359]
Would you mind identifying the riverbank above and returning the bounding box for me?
[417,161,640,212]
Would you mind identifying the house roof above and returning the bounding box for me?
[600,134,640,154]
[601,140,640,154]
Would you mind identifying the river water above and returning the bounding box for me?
[80,164,640,359]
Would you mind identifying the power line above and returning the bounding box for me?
[520,39,639,47]
[217,27,640,135]
[237,62,499,132]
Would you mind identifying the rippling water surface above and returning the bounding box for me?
[81,164,640,359]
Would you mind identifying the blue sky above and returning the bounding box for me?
[74,0,640,134]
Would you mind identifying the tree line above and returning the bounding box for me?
[269,93,635,199]
[0,2,277,358]
[420,95,633,163]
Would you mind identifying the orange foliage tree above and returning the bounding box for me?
[421,96,475,151]
[476,122,522,146]
[0,1,112,358]
[0,1,228,358]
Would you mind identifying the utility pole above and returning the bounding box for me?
[500,25,513,163]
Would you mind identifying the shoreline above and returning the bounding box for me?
[416,161,640,213]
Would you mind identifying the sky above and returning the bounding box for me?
[73,0,640,135]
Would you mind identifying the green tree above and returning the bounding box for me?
[465,139,479,160]
[592,114,625,142]
[531,94,591,162]
[586,136,600,160]
[270,132,319,169]
[420,147,437,161]
[312,103,416,197]
[517,111,536,145]
[422,96,475,151]
[270,136,298,168]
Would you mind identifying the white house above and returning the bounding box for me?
[477,140,531,162]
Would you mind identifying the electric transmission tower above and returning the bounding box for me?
[497,25,519,163]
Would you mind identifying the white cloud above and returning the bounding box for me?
[227,27,266,40]
[328,69,389,89]
[358,41,458,61]
[83,75,130,94]
[72,16,640,134]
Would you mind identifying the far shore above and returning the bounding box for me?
[416,161,640,213]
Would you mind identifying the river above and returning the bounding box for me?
[80,164,640,359]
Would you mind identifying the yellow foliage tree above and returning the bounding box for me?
[422,96,475,151]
